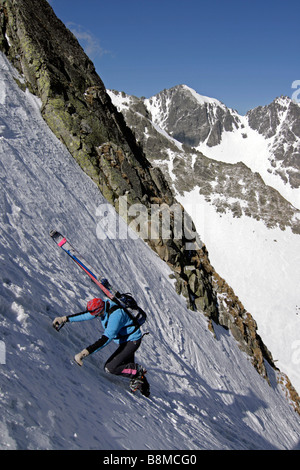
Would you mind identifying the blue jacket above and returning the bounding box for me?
[68,299,142,354]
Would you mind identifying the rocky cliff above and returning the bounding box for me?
[143,84,241,148]
[1,0,298,400]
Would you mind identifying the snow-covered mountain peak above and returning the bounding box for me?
[246,96,300,195]
[175,84,225,108]
[125,84,300,205]
[274,95,294,108]
[142,84,241,149]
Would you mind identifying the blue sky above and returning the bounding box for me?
[49,0,300,114]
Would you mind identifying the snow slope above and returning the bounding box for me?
[0,53,300,450]
[177,189,300,395]
[196,114,300,211]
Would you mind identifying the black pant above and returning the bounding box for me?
[104,339,142,378]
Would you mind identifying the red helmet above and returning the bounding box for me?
[87,298,105,316]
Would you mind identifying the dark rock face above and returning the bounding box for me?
[0,0,285,384]
[0,0,214,314]
[145,85,241,148]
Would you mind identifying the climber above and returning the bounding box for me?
[52,296,150,397]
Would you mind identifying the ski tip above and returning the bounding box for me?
[50,230,64,240]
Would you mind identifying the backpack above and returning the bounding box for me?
[117,293,147,327]
[106,293,147,339]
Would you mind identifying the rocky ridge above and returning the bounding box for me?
[247,96,300,190]
[1,0,299,406]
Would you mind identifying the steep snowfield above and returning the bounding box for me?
[196,114,300,211]
[177,189,300,396]
[1,53,300,450]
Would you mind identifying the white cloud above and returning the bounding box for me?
[67,22,109,60]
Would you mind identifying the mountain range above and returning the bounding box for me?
[108,84,300,216]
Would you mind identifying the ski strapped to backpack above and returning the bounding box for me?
[50,230,115,300]
[50,230,148,335]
